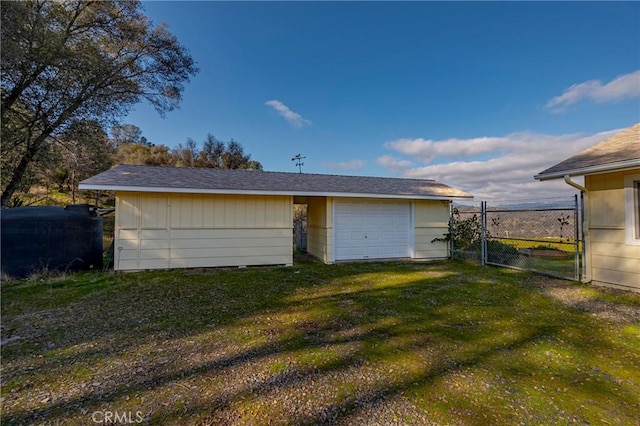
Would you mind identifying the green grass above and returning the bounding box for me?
[494,237,581,253]
[1,261,639,425]
[501,255,578,279]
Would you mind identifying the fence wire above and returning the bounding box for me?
[451,197,581,281]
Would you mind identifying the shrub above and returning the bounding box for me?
[486,240,519,264]
[432,207,481,253]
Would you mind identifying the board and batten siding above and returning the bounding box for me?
[586,170,640,291]
[413,200,450,259]
[115,192,293,271]
[306,197,334,263]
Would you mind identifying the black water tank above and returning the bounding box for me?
[1,204,103,278]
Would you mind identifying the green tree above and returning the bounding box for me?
[1,0,198,206]
[172,138,198,167]
[221,140,249,169]
[173,134,262,170]
[196,133,225,168]
[110,124,148,148]
[116,143,173,167]
[112,132,263,171]
[244,160,264,171]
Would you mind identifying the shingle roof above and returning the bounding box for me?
[79,165,472,199]
[535,123,640,180]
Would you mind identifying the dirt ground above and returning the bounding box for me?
[530,275,640,324]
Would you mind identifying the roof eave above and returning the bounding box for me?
[78,183,473,200]
[534,159,640,181]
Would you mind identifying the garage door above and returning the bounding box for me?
[334,199,411,261]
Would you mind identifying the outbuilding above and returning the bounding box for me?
[535,123,640,292]
[80,165,471,271]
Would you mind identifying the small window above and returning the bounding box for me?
[624,174,640,245]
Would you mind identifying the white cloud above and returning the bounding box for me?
[385,136,509,162]
[546,70,640,111]
[381,129,619,202]
[322,159,366,171]
[376,155,413,172]
[265,99,311,127]
[384,131,613,164]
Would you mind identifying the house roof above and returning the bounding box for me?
[535,123,640,181]
[79,165,472,200]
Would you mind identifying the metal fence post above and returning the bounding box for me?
[580,192,587,282]
[481,201,487,265]
[574,194,580,281]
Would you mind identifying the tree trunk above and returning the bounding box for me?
[71,169,76,204]
[1,90,92,207]
[0,136,46,207]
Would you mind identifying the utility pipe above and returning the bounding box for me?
[564,175,591,283]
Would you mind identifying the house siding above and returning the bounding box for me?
[114,192,292,271]
[413,200,450,259]
[306,197,334,263]
[586,170,640,291]
[114,192,457,270]
[307,197,450,262]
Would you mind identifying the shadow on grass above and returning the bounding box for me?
[2,261,639,425]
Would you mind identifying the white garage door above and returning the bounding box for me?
[334,199,411,261]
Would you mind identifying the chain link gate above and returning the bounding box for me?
[449,197,582,281]
[480,196,581,280]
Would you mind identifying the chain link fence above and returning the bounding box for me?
[449,197,581,281]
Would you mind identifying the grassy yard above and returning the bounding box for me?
[491,237,580,253]
[1,261,639,425]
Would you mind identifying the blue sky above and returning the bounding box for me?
[125,1,640,201]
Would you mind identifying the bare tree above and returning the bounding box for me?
[55,120,114,203]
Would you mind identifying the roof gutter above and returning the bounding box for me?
[535,159,640,181]
[563,175,586,192]
[564,175,591,283]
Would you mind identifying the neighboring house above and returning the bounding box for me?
[79,165,471,271]
[535,123,640,292]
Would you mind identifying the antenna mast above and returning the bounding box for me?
[291,153,306,174]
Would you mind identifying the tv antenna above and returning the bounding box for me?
[291,153,305,173]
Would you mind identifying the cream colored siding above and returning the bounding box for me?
[140,196,168,229]
[586,170,640,291]
[588,173,626,228]
[307,197,449,262]
[114,192,292,271]
[307,227,330,262]
[115,190,460,270]
[118,195,139,229]
[413,200,450,259]
[115,195,141,270]
[306,197,334,263]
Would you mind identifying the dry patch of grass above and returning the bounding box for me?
[1,262,639,425]
[533,276,640,323]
